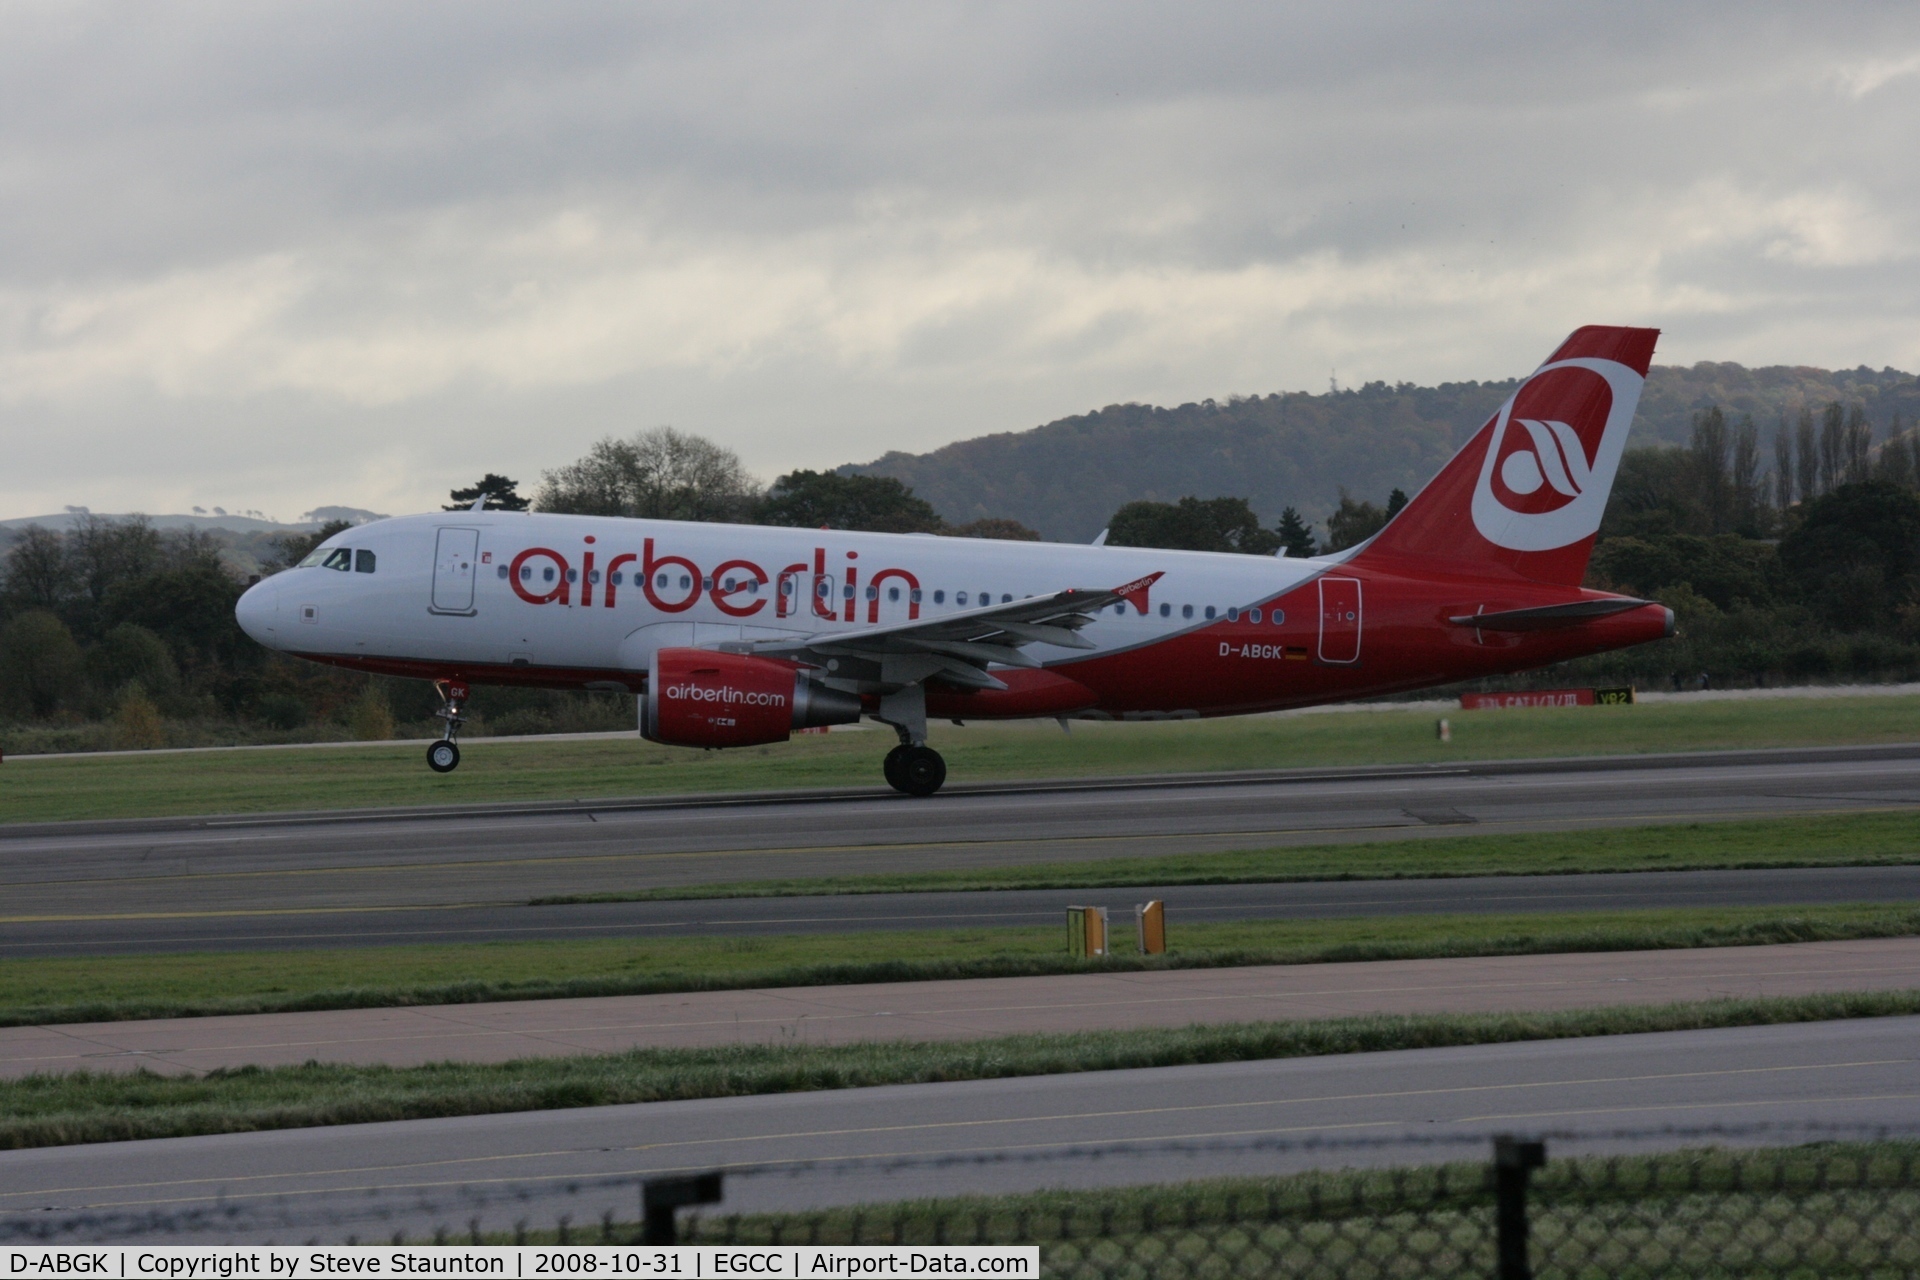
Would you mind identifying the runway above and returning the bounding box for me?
[6,937,1915,1077]
[5,1014,1916,1242]
[2,744,1918,955]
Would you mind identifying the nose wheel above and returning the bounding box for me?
[883,744,946,797]
[427,677,469,773]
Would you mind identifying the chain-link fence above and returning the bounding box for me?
[7,1126,1920,1276]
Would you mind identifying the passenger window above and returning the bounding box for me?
[956,591,968,605]
[865,585,878,600]
[543,567,555,582]
[566,569,578,583]
[842,583,855,599]
[658,573,670,588]
[1272,609,1286,625]
[680,575,693,589]
[588,570,600,584]
[1226,606,1237,621]
[1159,603,1171,618]
[702,577,713,590]
[520,566,532,581]
[1205,606,1217,620]
[781,580,795,596]
[1182,604,1194,619]
[321,548,352,571]
[908,588,920,603]
[1001,593,1012,603]
[611,571,624,585]
[1249,608,1261,623]
[888,587,901,602]
[354,550,376,574]
[497,565,509,579]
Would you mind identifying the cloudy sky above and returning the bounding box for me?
[3,2,1919,522]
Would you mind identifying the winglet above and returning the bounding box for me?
[1111,570,1163,615]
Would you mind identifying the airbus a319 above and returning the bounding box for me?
[235,325,1672,796]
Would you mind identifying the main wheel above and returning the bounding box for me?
[898,745,946,797]
[426,740,461,773]
[882,744,910,792]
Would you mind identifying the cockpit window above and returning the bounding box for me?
[298,549,328,568]
[355,549,376,574]
[320,548,353,571]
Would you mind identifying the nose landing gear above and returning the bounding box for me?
[876,684,946,797]
[427,678,469,773]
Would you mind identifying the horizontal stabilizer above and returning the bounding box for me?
[1449,597,1654,632]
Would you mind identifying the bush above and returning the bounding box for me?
[347,687,395,741]
[256,693,309,730]
[110,685,168,751]
[0,611,84,719]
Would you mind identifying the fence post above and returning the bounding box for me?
[1493,1135,1546,1280]
[642,1172,724,1245]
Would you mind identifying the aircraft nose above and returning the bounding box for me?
[235,577,280,646]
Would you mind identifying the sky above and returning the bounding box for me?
[3,2,1920,523]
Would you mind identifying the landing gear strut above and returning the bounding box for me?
[876,684,945,796]
[427,678,469,773]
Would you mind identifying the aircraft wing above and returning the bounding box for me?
[718,572,1162,691]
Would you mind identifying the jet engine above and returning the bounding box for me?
[642,647,863,748]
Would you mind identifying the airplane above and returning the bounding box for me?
[235,325,1672,796]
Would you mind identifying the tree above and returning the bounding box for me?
[1322,491,1389,552]
[1,525,75,616]
[537,427,761,522]
[1385,489,1409,520]
[1796,407,1818,501]
[1773,420,1794,509]
[87,623,179,702]
[948,518,1041,541]
[446,474,531,511]
[0,611,84,719]
[755,471,944,533]
[1105,497,1281,554]
[1275,507,1317,558]
[1778,481,1920,630]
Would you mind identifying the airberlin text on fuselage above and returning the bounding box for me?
[507,539,922,625]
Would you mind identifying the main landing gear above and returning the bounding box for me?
[876,683,946,797]
[427,678,469,773]
[883,743,946,797]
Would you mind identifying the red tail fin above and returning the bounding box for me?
[1351,325,1659,586]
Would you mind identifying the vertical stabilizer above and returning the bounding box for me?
[1351,326,1659,586]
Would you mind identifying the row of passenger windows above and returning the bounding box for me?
[495,563,1281,623]
[301,547,376,573]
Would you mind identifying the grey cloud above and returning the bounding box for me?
[2,2,1919,520]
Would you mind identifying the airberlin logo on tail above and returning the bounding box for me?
[1470,357,1645,552]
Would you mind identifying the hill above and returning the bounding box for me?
[850,363,1920,542]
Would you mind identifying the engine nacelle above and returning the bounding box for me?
[641,647,863,748]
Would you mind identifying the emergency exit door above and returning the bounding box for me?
[431,527,480,615]
[1317,576,1362,664]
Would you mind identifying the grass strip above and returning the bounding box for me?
[7,903,1920,1027]
[6,695,1920,824]
[7,990,1920,1150]
[533,809,1920,903]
